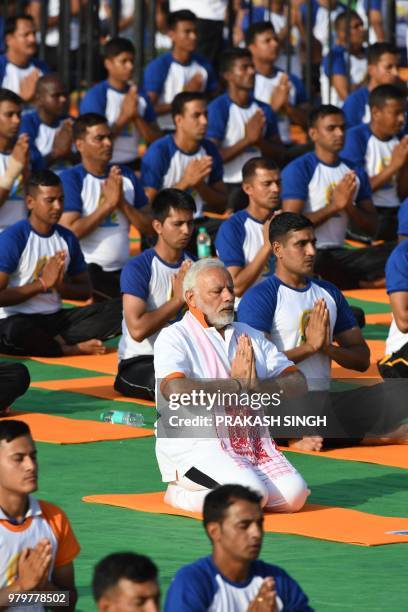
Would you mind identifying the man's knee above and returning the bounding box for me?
[268,473,310,513]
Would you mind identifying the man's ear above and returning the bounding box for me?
[241,181,252,197]
[272,240,282,258]
[308,126,317,143]
[152,219,162,235]
[185,289,196,308]
[206,522,221,544]
[26,194,34,212]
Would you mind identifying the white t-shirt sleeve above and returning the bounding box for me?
[154,325,192,380]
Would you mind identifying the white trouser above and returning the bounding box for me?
[164,442,310,513]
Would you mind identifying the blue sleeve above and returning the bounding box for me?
[0,222,30,274]
[291,75,308,104]
[121,167,148,208]
[29,145,46,172]
[365,0,381,10]
[60,168,84,214]
[143,55,171,95]
[164,567,214,612]
[120,253,152,301]
[323,48,347,76]
[237,281,278,333]
[274,567,314,612]
[316,280,357,335]
[215,217,246,268]
[33,58,50,75]
[281,157,311,201]
[204,61,218,95]
[59,227,87,276]
[341,128,367,167]
[354,165,372,203]
[0,55,7,85]
[343,94,362,128]
[80,84,106,115]
[398,199,408,236]
[207,97,229,142]
[260,102,279,138]
[386,244,408,294]
[204,140,224,184]
[141,92,156,122]
[141,141,169,190]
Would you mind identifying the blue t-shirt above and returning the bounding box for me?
[80,80,156,164]
[143,51,217,130]
[207,93,279,183]
[0,219,85,318]
[141,134,223,218]
[237,274,356,389]
[60,163,147,271]
[343,86,370,128]
[281,151,372,248]
[20,110,71,172]
[398,198,408,237]
[164,556,313,612]
[385,239,408,353]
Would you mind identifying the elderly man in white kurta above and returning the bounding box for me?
[154,259,310,513]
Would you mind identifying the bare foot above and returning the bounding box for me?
[359,277,386,289]
[361,424,408,445]
[62,339,106,356]
[288,436,324,452]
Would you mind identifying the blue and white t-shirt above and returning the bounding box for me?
[20,111,71,172]
[143,52,217,130]
[342,123,401,209]
[118,248,193,360]
[300,0,344,53]
[60,163,147,271]
[237,274,356,390]
[164,556,312,612]
[385,239,408,354]
[80,80,156,164]
[0,152,26,231]
[281,151,372,248]
[254,69,307,144]
[343,86,370,128]
[0,55,49,96]
[141,134,223,218]
[321,45,367,108]
[0,219,85,319]
[398,197,408,236]
[355,0,382,43]
[207,93,278,183]
[215,210,275,305]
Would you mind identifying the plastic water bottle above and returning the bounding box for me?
[196,227,212,259]
[100,410,144,427]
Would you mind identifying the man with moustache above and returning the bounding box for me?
[154,258,309,513]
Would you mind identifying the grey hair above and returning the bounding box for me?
[183,258,227,295]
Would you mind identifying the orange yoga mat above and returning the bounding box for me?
[3,412,154,444]
[343,288,390,305]
[32,376,155,407]
[82,492,408,546]
[365,312,392,325]
[31,349,118,375]
[283,445,408,471]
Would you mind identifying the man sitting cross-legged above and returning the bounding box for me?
[238,213,408,450]
[115,189,195,401]
[0,170,122,357]
[0,420,79,609]
[154,258,310,513]
[164,484,312,612]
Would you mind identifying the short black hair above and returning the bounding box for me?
[92,552,158,602]
[269,212,314,244]
[35,73,66,97]
[242,157,279,182]
[334,10,362,31]
[171,91,206,118]
[26,170,62,196]
[245,21,275,47]
[5,14,34,37]
[73,113,108,140]
[0,420,31,444]
[152,188,196,222]
[368,42,399,65]
[0,88,23,107]
[220,48,252,76]
[168,9,197,30]
[203,485,262,532]
[369,84,407,109]
[103,37,135,60]
[309,104,344,128]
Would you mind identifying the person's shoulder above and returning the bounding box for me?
[201,137,221,157]
[208,93,230,111]
[123,248,156,275]
[173,556,217,583]
[54,223,79,243]
[145,51,173,72]
[20,110,41,129]
[0,219,31,243]
[60,163,86,181]
[146,133,174,155]
[32,58,49,72]
[252,559,292,579]
[311,277,346,301]
[284,151,318,175]
[86,79,109,96]
[388,239,408,265]
[244,274,282,301]
[348,122,371,138]
[191,52,212,70]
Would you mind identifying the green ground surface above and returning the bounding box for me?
[8,295,407,611]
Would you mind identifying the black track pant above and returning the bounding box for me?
[0,362,30,411]
[0,299,123,357]
[114,355,155,401]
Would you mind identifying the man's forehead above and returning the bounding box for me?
[288,227,315,241]
[167,206,193,221]
[319,114,344,127]
[14,19,35,33]
[86,124,110,136]
[184,99,207,113]
[225,498,263,521]
[200,267,231,284]
[254,168,280,180]
[36,184,63,196]
[0,434,35,453]
[0,101,21,113]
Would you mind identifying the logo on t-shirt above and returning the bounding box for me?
[299,308,313,344]
[97,192,119,227]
